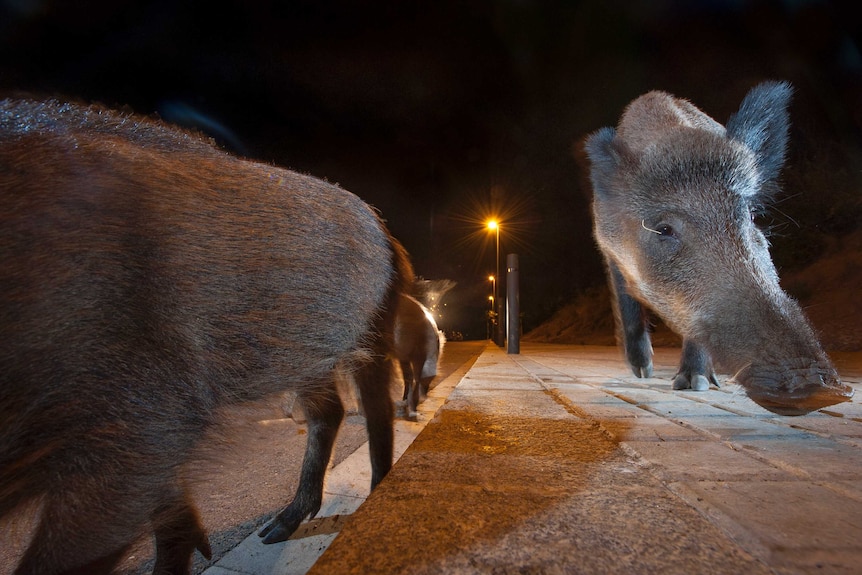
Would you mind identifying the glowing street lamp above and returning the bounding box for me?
[486,220,500,302]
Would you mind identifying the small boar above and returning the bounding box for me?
[0,99,412,574]
[584,81,853,415]
[393,294,444,421]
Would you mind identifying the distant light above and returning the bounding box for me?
[488,275,495,282]
[486,219,498,231]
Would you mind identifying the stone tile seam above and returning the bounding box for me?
[663,480,775,568]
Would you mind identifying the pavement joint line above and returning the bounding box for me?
[784,421,862,447]
[819,409,862,423]
[719,439,815,480]
[812,479,862,503]
[663,480,775,565]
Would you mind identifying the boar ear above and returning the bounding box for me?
[584,127,626,200]
[726,81,793,186]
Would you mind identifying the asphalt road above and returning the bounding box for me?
[0,341,485,575]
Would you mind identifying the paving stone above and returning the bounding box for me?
[736,436,862,479]
[674,480,862,574]
[447,388,580,420]
[624,439,794,481]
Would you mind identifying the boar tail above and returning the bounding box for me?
[388,234,415,298]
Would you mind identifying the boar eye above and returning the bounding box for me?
[641,220,676,238]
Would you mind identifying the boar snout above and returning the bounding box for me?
[736,358,853,415]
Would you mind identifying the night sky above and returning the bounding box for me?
[2,0,860,338]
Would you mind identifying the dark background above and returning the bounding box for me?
[2,0,860,339]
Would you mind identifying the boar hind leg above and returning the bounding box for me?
[259,381,344,544]
[401,360,420,421]
[673,339,720,391]
[608,263,653,378]
[400,360,414,403]
[152,487,211,575]
[355,352,395,489]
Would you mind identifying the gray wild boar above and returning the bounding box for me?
[0,98,412,574]
[393,294,444,421]
[584,81,854,415]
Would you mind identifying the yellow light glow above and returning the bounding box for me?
[486,219,498,231]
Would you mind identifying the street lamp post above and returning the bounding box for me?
[487,275,496,341]
[487,294,494,340]
[487,220,503,347]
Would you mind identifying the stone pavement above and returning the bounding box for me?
[209,342,862,575]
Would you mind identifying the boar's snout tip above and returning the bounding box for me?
[750,384,853,416]
[737,364,854,416]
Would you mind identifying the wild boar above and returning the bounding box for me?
[584,81,853,415]
[393,294,444,421]
[0,98,412,574]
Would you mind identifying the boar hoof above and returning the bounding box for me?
[691,375,710,391]
[631,362,653,378]
[407,411,419,422]
[394,400,408,419]
[259,515,302,544]
[259,521,290,545]
[673,372,716,391]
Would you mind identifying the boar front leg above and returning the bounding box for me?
[673,339,720,391]
[259,380,345,544]
[608,262,653,378]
